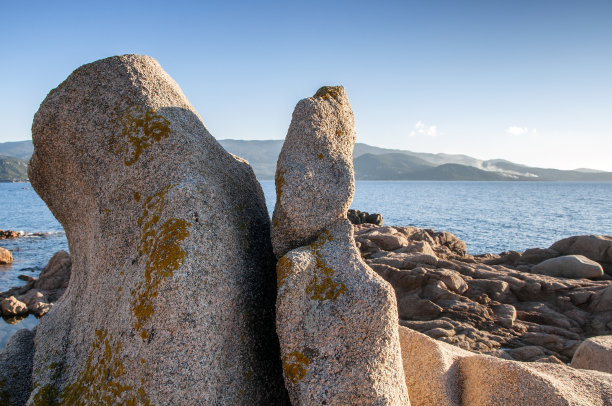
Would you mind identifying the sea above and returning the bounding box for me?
[1,180,611,348]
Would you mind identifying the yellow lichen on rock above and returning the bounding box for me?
[282,351,310,384]
[115,107,171,166]
[304,231,347,301]
[276,256,294,288]
[32,330,151,405]
[313,86,343,103]
[132,185,191,335]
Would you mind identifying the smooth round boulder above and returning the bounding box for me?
[571,335,612,374]
[531,255,604,279]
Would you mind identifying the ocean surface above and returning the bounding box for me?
[1,180,611,348]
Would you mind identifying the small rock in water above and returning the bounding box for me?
[347,209,383,225]
[0,296,28,316]
[0,247,13,265]
[0,230,24,239]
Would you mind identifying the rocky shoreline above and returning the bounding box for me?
[0,55,610,405]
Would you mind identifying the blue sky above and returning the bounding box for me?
[1,0,611,170]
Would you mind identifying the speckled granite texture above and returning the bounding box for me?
[27,55,288,405]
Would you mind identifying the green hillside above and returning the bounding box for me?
[0,155,28,181]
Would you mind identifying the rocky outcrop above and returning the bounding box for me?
[356,225,612,363]
[0,247,12,264]
[347,209,383,225]
[532,255,604,279]
[0,250,71,318]
[399,326,612,406]
[0,329,34,406]
[571,335,612,374]
[274,87,409,405]
[271,86,356,259]
[26,55,287,404]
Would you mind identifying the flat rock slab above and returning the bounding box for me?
[532,255,604,279]
[27,55,287,404]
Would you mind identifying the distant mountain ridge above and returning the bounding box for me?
[1,139,611,182]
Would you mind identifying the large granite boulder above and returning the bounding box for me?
[27,55,287,404]
[274,87,408,405]
[399,326,612,406]
[277,220,409,405]
[531,255,604,279]
[571,335,612,374]
[0,329,34,406]
[271,86,356,258]
[1,296,28,316]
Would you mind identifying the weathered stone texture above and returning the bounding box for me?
[27,55,287,405]
[0,329,35,406]
[276,219,409,405]
[271,86,356,258]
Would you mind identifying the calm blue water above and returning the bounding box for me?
[1,180,611,348]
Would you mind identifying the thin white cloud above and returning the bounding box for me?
[505,126,537,136]
[409,121,438,137]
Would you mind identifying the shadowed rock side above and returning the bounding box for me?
[0,329,34,406]
[271,86,356,259]
[274,87,408,405]
[27,55,288,405]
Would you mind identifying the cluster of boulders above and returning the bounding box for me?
[0,55,610,405]
[0,230,22,265]
[355,224,612,365]
[0,250,71,318]
[0,230,24,240]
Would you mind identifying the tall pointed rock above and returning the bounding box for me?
[273,86,410,405]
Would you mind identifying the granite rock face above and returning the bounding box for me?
[0,329,34,406]
[277,219,409,405]
[27,55,287,404]
[271,86,356,258]
[274,87,408,405]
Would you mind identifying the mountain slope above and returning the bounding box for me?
[1,139,611,181]
[0,155,29,181]
[0,140,33,159]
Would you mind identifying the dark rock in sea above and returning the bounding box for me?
[347,208,383,225]
[0,230,24,239]
[0,329,34,406]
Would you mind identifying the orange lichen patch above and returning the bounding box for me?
[115,107,171,166]
[276,256,294,288]
[32,330,151,405]
[305,231,347,301]
[282,351,310,384]
[317,153,324,160]
[132,185,191,335]
[274,167,287,212]
[313,86,342,103]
